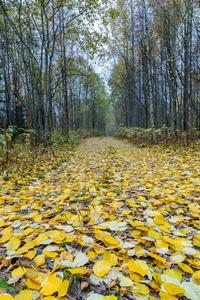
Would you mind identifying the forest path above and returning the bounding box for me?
[0,137,200,299]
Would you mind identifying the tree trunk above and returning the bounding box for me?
[143,0,157,143]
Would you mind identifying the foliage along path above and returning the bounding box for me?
[0,138,200,300]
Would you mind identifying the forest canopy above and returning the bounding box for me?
[0,0,113,141]
[0,0,200,145]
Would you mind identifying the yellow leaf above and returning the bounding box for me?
[16,240,36,255]
[35,233,48,244]
[71,215,83,227]
[34,214,42,222]
[154,215,165,225]
[58,279,69,298]
[41,273,62,296]
[130,272,143,282]
[6,237,20,251]
[49,230,65,243]
[179,228,190,235]
[163,236,174,245]
[136,226,148,231]
[155,240,168,249]
[127,200,135,207]
[25,249,37,259]
[26,279,41,290]
[65,235,74,243]
[128,259,149,277]
[188,259,200,269]
[159,291,178,300]
[68,267,88,275]
[163,269,182,282]
[88,251,96,259]
[1,227,12,235]
[193,270,200,282]
[131,230,141,238]
[103,235,119,247]
[134,282,150,295]
[194,234,200,241]
[43,251,58,258]
[148,253,166,264]
[137,196,146,202]
[101,296,117,300]
[95,229,106,241]
[193,238,200,247]
[60,251,74,261]
[15,290,33,300]
[103,252,118,266]
[23,228,34,236]
[43,297,57,300]
[178,262,194,274]
[93,260,111,277]
[0,219,5,228]
[63,188,71,195]
[33,274,44,284]
[135,245,147,257]
[163,283,185,295]
[11,267,26,278]
[149,280,160,290]
[188,203,200,214]
[34,253,46,266]
[26,269,38,280]
[0,295,14,300]
[0,232,13,243]
[148,230,162,240]
[130,221,144,227]
[160,225,171,234]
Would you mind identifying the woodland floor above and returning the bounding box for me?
[0,137,200,300]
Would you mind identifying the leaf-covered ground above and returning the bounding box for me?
[0,137,200,300]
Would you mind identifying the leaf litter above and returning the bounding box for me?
[0,137,200,299]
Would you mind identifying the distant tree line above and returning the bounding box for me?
[109,0,200,144]
[0,0,112,141]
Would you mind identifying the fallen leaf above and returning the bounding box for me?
[41,273,62,296]
[163,283,185,295]
[181,281,200,300]
[86,294,102,300]
[178,262,194,274]
[81,281,89,290]
[103,252,118,266]
[6,238,20,251]
[0,295,15,300]
[11,267,26,278]
[163,269,182,282]
[101,296,117,300]
[128,259,149,277]
[68,267,88,275]
[15,290,33,300]
[103,235,119,247]
[93,260,111,277]
[120,276,133,287]
[58,279,69,298]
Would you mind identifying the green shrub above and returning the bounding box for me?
[115,125,200,146]
[115,126,153,144]
[51,130,66,146]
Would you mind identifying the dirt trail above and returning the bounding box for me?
[0,137,200,299]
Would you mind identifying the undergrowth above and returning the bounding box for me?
[115,125,200,148]
[0,127,105,171]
